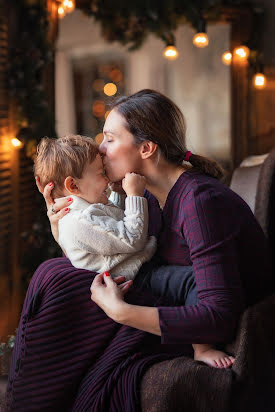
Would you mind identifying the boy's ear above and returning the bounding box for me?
[139,141,158,159]
[64,176,80,194]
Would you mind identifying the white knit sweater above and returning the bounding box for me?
[58,193,157,280]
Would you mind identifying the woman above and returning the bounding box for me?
[6,90,271,412]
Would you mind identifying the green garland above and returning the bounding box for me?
[77,0,247,50]
[9,0,56,156]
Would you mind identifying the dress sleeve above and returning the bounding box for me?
[63,196,149,256]
[158,185,245,344]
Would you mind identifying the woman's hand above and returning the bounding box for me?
[108,181,125,195]
[35,177,72,243]
[90,272,132,322]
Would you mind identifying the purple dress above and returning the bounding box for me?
[6,170,271,411]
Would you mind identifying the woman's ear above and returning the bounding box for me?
[64,176,80,194]
[140,141,158,159]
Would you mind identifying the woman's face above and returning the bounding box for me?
[99,109,142,182]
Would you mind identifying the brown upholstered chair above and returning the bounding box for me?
[140,148,275,412]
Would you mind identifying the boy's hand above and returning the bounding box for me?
[122,172,146,197]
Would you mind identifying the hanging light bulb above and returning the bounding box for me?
[11,138,23,148]
[63,0,75,14]
[233,45,250,62]
[253,65,266,90]
[58,5,65,18]
[163,45,179,60]
[222,51,232,66]
[193,18,209,48]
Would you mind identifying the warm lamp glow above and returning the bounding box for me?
[11,138,23,148]
[104,83,117,96]
[163,45,179,60]
[222,51,232,66]
[233,46,250,61]
[193,33,209,48]
[253,73,266,89]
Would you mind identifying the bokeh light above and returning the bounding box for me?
[92,100,106,118]
[104,83,117,96]
[95,133,104,144]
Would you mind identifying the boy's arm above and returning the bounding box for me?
[62,197,149,256]
[108,191,126,209]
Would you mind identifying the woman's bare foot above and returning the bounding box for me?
[193,344,235,368]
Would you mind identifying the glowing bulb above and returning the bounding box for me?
[163,45,179,60]
[105,110,111,120]
[222,51,232,66]
[193,33,209,48]
[63,0,75,12]
[95,133,104,144]
[58,6,65,17]
[233,46,250,61]
[104,83,117,96]
[11,138,23,148]
[253,73,266,89]
[92,100,105,118]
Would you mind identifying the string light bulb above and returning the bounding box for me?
[163,45,179,60]
[63,0,75,13]
[58,5,65,17]
[222,51,232,66]
[193,18,209,48]
[253,72,266,90]
[57,0,75,18]
[233,45,250,62]
[11,138,23,148]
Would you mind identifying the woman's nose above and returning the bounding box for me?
[99,141,106,154]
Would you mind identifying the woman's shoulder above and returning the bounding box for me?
[172,169,254,218]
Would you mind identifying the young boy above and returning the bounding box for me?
[34,134,234,369]
[34,134,157,280]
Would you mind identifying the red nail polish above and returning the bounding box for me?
[67,197,72,202]
[65,207,69,212]
[49,182,53,186]
[35,176,38,181]
[104,271,110,276]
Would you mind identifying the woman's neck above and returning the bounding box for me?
[144,162,187,209]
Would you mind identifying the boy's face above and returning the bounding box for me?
[77,154,109,204]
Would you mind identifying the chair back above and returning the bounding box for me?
[230,148,275,285]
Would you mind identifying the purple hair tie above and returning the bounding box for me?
[184,151,192,162]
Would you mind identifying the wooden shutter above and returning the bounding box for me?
[0,2,11,277]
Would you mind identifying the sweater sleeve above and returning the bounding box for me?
[158,185,245,344]
[64,196,149,256]
[108,191,126,209]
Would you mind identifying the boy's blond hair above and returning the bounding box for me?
[34,135,99,198]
